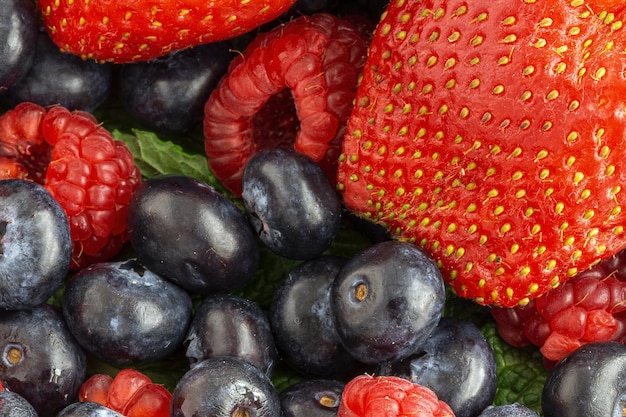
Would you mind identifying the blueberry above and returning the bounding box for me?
[62,259,192,366]
[242,147,342,260]
[127,175,259,294]
[377,317,497,417]
[270,256,368,379]
[2,31,112,112]
[478,403,540,417]
[0,179,72,310]
[184,294,277,376]
[280,379,345,417]
[330,240,446,364]
[171,356,281,417]
[0,389,38,417]
[0,305,86,417]
[542,341,626,417]
[119,42,231,133]
[0,0,37,91]
[55,402,124,417]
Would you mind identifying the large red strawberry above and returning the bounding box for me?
[203,13,370,196]
[337,0,626,307]
[0,102,142,270]
[38,0,296,63]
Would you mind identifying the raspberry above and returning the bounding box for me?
[0,102,142,270]
[338,375,455,417]
[203,13,369,196]
[492,248,626,366]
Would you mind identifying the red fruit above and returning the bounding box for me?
[492,249,626,364]
[123,384,171,417]
[338,375,455,417]
[106,369,152,413]
[79,374,114,405]
[0,102,142,270]
[336,0,626,307]
[38,0,296,63]
[203,13,370,196]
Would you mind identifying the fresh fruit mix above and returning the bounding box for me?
[1,0,626,416]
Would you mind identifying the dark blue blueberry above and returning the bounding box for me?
[118,42,231,133]
[0,0,37,92]
[0,305,86,417]
[478,404,539,417]
[330,240,446,364]
[542,341,626,417]
[184,294,277,376]
[2,32,112,112]
[377,317,497,417]
[171,356,281,417]
[280,379,344,417]
[61,259,192,366]
[270,256,368,379]
[127,175,260,294]
[242,147,342,260]
[0,389,38,417]
[0,179,71,310]
[56,402,123,417]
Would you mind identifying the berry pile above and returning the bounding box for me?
[1,0,626,417]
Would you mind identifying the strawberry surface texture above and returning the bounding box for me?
[337,0,626,307]
[37,0,297,63]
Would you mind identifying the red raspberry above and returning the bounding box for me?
[203,13,369,196]
[0,102,142,270]
[80,369,171,417]
[492,248,626,366]
[339,375,455,417]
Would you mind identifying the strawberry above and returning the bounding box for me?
[38,0,297,63]
[0,102,142,270]
[203,13,370,196]
[337,0,626,307]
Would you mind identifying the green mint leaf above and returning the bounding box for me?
[482,321,547,415]
[112,128,231,196]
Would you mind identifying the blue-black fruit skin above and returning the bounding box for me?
[56,402,124,417]
[0,389,39,417]
[279,379,345,417]
[0,179,72,311]
[184,294,278,377]
[118,42,231,134]
[0,0,37,91]
[478,403,540,417]
[270,256,369,379]
[61,259,193,367]
[126,175,260,294]
[0,305,86,417]
[330,240,446,365]
[377,317,497,417]
[2,32,112,112]
[242,147,342,261]
[542,341,626,417]
[171,356,281,417]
